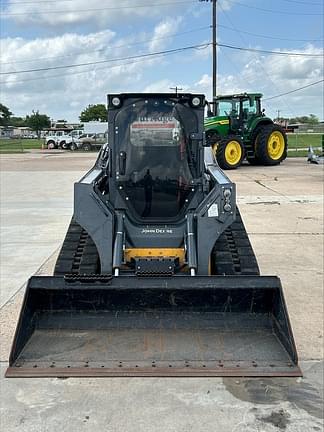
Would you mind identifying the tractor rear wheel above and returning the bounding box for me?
[255,125,287,165]
[215,136,244,170]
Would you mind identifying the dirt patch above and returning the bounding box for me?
[223,363,324,419]
[258,409,290,429]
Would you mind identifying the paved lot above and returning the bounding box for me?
[0,153,323,431]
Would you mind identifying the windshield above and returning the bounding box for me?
[242,98,259,120]
[115,98,197,219]
[216,100,240,117]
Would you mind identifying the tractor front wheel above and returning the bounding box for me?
[215,136,244,170]
[255,125,287,165]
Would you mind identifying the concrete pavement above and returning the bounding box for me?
[0,153,323,431]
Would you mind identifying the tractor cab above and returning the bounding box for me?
[108,94,205,221]
[215,93,263,133]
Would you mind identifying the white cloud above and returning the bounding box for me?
[1,31,322,122]
[239,46,323,118]
[148,17,183,52]
[191,45,323,119]
[0,29,176,120]
[0,29,116,69]
[190,0,231,19]
[143,79,175,93]
[143,79,189,93]
[2,0,185,27]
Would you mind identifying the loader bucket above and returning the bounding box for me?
[6,275,301,378]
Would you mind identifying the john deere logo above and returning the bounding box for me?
[141,228,173,234]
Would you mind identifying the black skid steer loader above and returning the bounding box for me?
[6,93,301,377]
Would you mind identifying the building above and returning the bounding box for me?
[0,126,14,138]
[13,127,33,137]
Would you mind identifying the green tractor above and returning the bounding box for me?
[205,93,287,169]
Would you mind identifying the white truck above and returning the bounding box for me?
[71,122,108,151]
[45,130,83,150]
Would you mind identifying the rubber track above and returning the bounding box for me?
[54,211,259,276]
[54,218,99,276]
[213,208,260,276]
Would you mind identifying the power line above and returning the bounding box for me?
[0,0,195,16]
[0,43,211,79]
[0,58,157,85]
[3,24,320,67]
[280,0,322,5]
[225,0,322,15]
[0,58,158,85]
[2,0,321,7]
[1,43,211,75]
[217,23,321,43]
[2,0,130,4]
[217,2,305,118]
[2,48,323,106]
[0,26,211,65]
[4,55,322,103]
[218,45,248,91]
[217,43,323,57]
[2,41,322,76]
[0,43,210,85]
[263,80,324,101]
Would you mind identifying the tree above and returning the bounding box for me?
[308,114,319,125]
[288,114,319,125]
[79,104,107,122]
[25,110,51,136]
[10,116,27,127]
[0,103,12,126]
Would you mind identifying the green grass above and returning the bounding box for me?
[0,138,43,153]
[287,133,322,149]
[287,134,323,157]
[0,134,322,157]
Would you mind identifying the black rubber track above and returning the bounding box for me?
[54,210,259,276]
[212,208,260,276]
[54,218,100,276]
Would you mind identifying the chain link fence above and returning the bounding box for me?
[287,132,324,157]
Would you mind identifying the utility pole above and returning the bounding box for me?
[170,86,182,96]
[199,0,217,106]
[212,0,217,102]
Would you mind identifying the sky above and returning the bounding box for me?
[0,0,323,122]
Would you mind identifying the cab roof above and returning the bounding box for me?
[215,93,263,100]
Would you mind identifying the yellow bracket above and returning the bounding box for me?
[124,248,185,263]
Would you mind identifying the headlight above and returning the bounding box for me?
[111,97,121,107]
[191,97,201,107]
[223,188,232,198]
[224,203,232,212]
[223,187,233,212]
